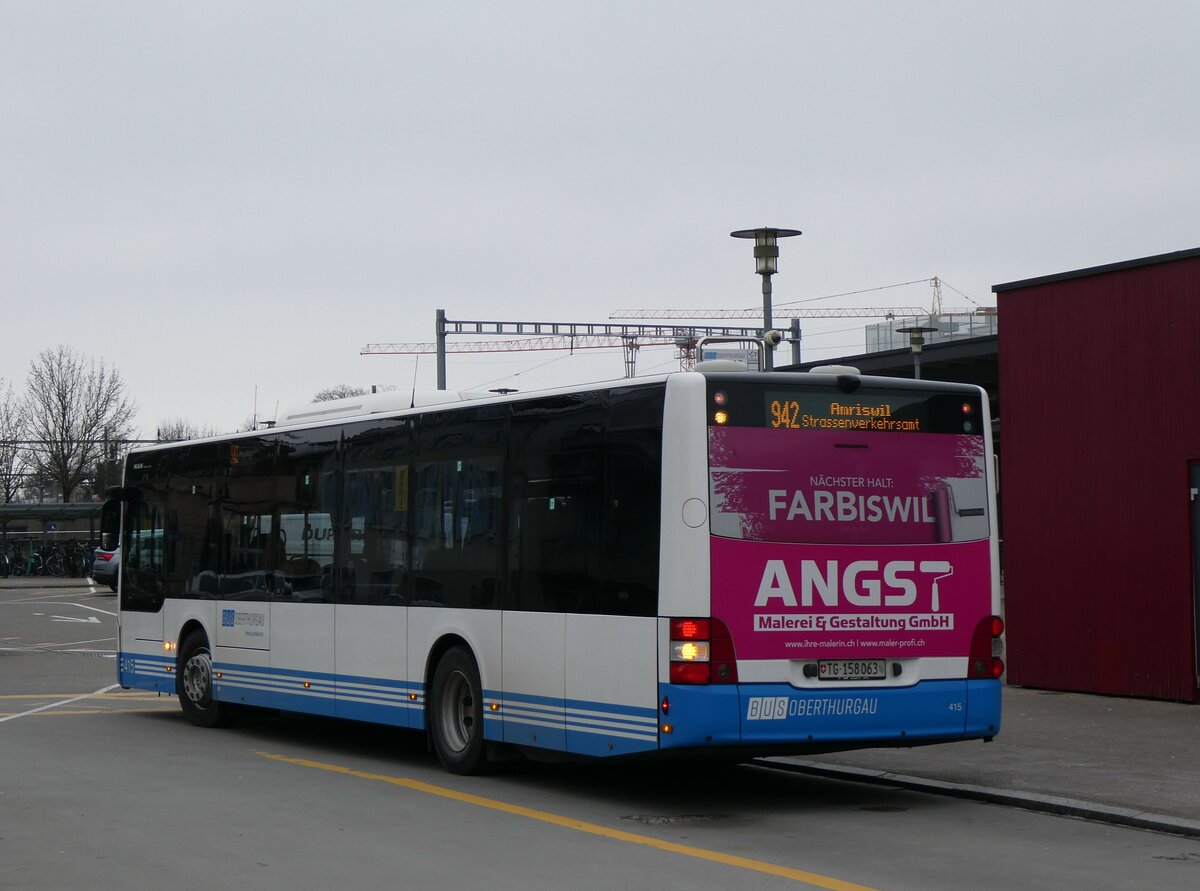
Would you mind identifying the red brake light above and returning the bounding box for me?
[670,618,710,640]
[969,614,1005,679]
[669,617,737,685]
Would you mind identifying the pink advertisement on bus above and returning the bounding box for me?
[708,425,991,660]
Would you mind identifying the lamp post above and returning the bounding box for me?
[730,227,801,370]
[894,322,940,380]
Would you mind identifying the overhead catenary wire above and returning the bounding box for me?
[937,278,983,307]
[773,278,932,309]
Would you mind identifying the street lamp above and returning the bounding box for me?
[730,227,802,370]
[894,322,940,380]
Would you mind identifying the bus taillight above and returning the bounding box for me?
[969,614,1005,679]
[669,618,738,684]
[671,618,710,640]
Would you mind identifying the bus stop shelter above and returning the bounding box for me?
[0,502,103,546]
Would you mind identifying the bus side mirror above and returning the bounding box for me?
[100,500,121,552]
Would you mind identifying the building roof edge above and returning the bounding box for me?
[993,246,1200,293]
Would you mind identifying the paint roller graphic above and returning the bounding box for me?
[919,561,954,612]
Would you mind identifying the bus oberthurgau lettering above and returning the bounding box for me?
[746,696,880,720]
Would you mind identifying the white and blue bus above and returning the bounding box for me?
[106,367,1003,774]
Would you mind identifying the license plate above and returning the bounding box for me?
[818,659,886,681]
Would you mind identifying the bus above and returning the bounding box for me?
[105,366,1003,774]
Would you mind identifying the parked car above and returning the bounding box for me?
[91,545,120,592]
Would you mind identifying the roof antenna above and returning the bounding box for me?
[410,356,420,409]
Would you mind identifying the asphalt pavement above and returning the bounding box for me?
[7,574,1199,837]
[769,683,1200,838]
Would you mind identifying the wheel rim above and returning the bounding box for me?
[182,649,213,708]
[438,669,476,753]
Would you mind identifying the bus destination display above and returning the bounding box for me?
[767,392,925,433]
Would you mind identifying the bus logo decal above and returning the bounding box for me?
[746,697,790,720]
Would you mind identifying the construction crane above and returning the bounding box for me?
[362,314,772,386]
[609,277,993,365]
[362,333,681,379]
[609,305,933,320]
[608,277,991,321]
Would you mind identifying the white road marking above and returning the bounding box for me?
[0,684,121,724]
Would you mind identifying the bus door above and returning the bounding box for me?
[210,498,276,710]
[266,439,338,717]
[110,492,168,693]
[336,434,413,729]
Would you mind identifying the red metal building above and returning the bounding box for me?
[995,247,1200,702]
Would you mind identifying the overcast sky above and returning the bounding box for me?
[3,2,1198,436]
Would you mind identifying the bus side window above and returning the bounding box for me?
[508,394,604,614]
[602,387,663,617]
[122,492,166,613]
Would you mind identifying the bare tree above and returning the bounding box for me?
[21,346,136,502]
[0,378,27,503]
[156,417,219,442]
[313,384,367,402]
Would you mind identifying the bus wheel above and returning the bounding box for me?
[177,633,232,729]
[429,646,487,774]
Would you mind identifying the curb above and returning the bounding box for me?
[755,757,1200,840]
[0,577,98,590]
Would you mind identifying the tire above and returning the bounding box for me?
[177,633,234,728]
[109,568,118,593]
[429,646,487,774]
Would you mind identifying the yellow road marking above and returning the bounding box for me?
[0,694,167,706]
[0,689,175,719]
[0,707,177,717]
[0,693,163,700]
[258,751,878,891]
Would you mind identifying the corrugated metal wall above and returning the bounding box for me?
[997,253,1200,702]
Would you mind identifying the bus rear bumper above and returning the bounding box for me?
[658,678,1001,752]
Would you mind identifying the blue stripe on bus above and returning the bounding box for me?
[118,651,660,754]
[658,679,1002,750]
[965,678,1002,737]
[121,651,1000,757]
[118,652,176,694]
[492,690,659,755]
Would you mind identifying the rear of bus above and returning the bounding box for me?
[659,369,1003,755]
